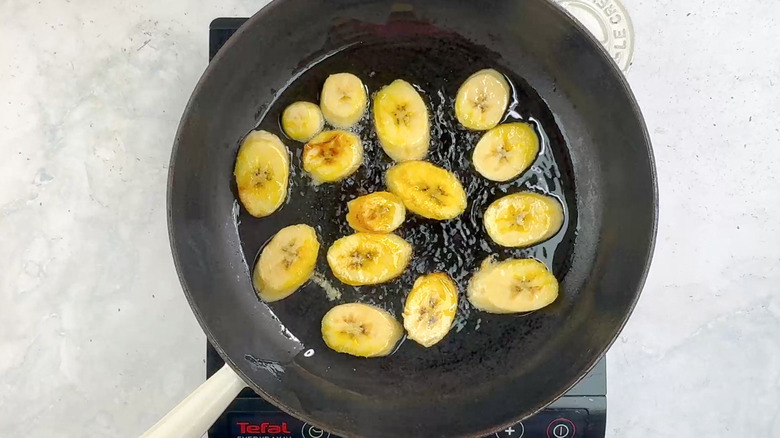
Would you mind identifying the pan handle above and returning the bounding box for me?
[141,364,247,438]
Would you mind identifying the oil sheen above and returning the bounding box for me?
[236,37,577,355]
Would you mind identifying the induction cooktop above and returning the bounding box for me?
[205,17,606,438]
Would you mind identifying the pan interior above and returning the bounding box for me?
[237,34,579,396]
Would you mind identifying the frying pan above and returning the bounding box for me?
[144,0,656,437]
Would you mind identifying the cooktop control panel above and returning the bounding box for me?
[214,404,590,438]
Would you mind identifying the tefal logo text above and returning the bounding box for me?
[237,421,292,434]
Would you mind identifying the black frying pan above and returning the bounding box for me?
[161,1,656,437]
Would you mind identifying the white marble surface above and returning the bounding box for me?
[1,0,778,436]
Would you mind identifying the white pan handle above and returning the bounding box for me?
[141,364,247,438]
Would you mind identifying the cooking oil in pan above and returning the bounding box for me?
[236,38,577,356]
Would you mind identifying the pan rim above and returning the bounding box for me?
[166,0,658,436]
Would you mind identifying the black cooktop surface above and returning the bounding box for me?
[206,17,606,438]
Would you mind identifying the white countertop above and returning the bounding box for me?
[1,1,778,436]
